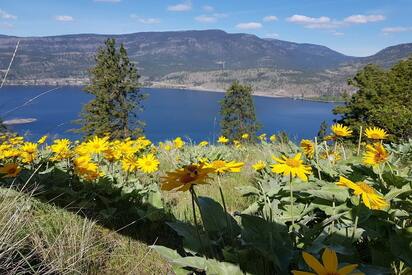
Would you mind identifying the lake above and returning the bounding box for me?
[0,86,340,142]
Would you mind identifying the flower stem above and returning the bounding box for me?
[217,176,233,240]
[289,174,294,230]
[314,137,322,180]
[357,126,363,156]
[352,215,359,241]
[190,187,206,257]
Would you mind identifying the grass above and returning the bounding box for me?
[0,187,172,274]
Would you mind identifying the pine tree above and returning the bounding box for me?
[77,38,145,139]
[333,57,412,141]
[220,81,260,141]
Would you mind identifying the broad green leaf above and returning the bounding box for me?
[151,245,182,261]
[385,184,412,200]
[197,196,241,234]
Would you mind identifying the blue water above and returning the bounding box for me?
[0,86,340,142]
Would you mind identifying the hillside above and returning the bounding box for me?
[0,30,411,96]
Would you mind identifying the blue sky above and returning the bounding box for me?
[0,0,411,56]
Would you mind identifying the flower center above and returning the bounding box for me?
[285,158,300,168]
[8,167,16,174]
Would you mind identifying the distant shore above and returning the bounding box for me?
[3,82,343,103]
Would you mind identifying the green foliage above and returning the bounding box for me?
[317,120,328,140]
[77,38,145,139]
[220,81,260,141]
[334,57,412,141]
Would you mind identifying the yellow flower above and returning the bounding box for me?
[331,123,352,138]
[233,140,242,148]
[337,176,388,210]
[161,164,215,192]
[363,143,388,166]
[0,163,21,178]
[121,155,139,173]
[37,135,48,145]
[320,151,341,164]
[218,136,229,144]
[0,147,20,159]
[50,139,72,161]
[364,127,388,140]
[252,160,266,171]
[199,141,209,147]
[85,136,110,154]
[258,133,267,142]
[292,247,363,275]
[137,154,160,174]
[241,133,249,139]
[117,140,139,157]
[135,136,152,150]
[271,153,312,181]
[270,135,276,143]
[20,142,38,163]
[74,155,103,181]
[173,137,185,149]
[300,139,315,159]
[205,160,244,174]
[323,135,334,142]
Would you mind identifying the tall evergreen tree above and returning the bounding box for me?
[78,38,145,139]
[333,57,412,141]
[220,81,260,141]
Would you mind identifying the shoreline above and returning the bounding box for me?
[2,83,343,103]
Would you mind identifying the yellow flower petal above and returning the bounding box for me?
[322,248,338,273]
[302,251,326,274]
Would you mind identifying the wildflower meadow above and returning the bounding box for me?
[0,125,411,274]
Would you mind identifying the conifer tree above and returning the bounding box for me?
[334,57,412,140]
[78,38,145,139]
[220,81,260,141]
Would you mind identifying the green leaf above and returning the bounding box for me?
[167,221,210,254]
[172,257,245,275]
[240,214,292,272]
[197,196,240,234]
[385,184,412,201]
[305,185,349,203]
[236,186,260,196]
[382,172,410,188]
[151,245,182,262]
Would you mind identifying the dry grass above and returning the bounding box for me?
[0,187,172,274]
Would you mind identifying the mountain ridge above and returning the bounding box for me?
[0,29,411,96]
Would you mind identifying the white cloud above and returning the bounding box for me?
[344,14,385,24]
[263,15,278,22]
[54,15,74,22]
[287,13,385,30]
[94,0,121,2]
[168,1,192,12]
[195,15,217,23]
[236,22,262,30]
[202,5,214,12]
[332,31,344,36]
[286,14,338,29]
[382,26,412,34]
[130,15,161,24]
[0,9,17,20]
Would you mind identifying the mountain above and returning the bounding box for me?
[0,29,411,96]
